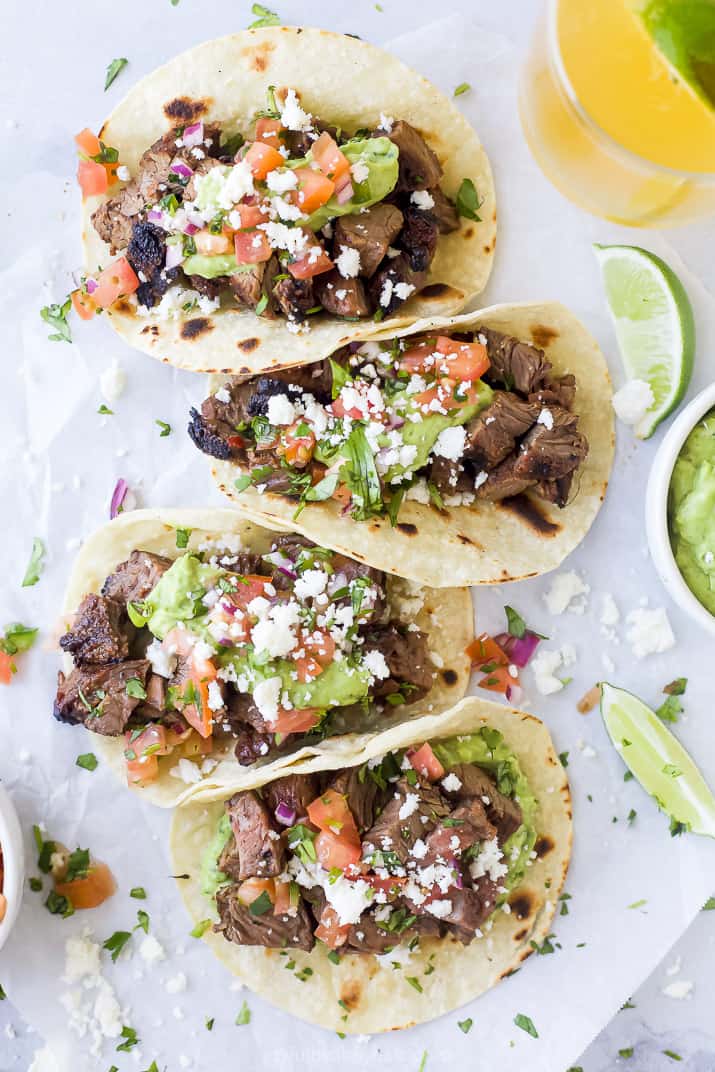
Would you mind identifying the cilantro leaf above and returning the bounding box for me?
[40,298,72,343]
[45,890,74,918]
[175,527,192,549]
[103,930,133,962]
[248,890,273,916]
[454,82,471,97]
[130,887,147,899]
[342,425,383,520]
[235,1001,251,1025]
[458,1017,473,1033]
[66,847,90,882]
[190,918,212,938]
[104,58,128,91]
[136,909,150,934]
[504,604,526,638]
[656,694,683,723]
[248,3,281,28]
[0,622,38,656]
[125,678,147,700]
[22,538,45,587]
[116,1025,139,1052]
[514,1013,538,1038]
[703,896,715,910]
[76,752,98,772]
[455,178,483,222]
[156,419,171,437]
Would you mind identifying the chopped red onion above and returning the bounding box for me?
[165,243,184,270]
[275,802,297,826]
[170,159,193,180]
[387,413,405,429]
[85,278,98,295]
[449,860,464,888]
[336,179,354,205]
[505,682,524,706]
[148,209,164,222]
[110,478,128,520]
[494,631,541,668]
[182,121,204,148]
[183,222,200,236]
[277,565,298,581]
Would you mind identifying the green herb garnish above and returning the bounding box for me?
[22,538,45,587]
[514,1013,538,1038]
[455,178,483,222]
[76,753,98,772]
[40,298,72,343]
[104,58,128,91]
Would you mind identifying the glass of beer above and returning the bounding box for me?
[519,0,715,227]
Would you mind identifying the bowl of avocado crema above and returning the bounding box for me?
[647,382,715,636]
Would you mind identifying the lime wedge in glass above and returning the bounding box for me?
[635,0,715,112]
[601,682,715,837]
[594,244,695,438]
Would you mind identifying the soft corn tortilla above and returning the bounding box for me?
[170,697,572,1033]
[209,301,614,587]
[59,508,472,807]
[82,27,496,374]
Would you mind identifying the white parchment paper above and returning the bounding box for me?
[1,5,715,1071]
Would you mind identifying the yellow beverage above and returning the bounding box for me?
[519,0,715,226]
[558,0,715,173]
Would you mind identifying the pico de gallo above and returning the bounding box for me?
[53,533,436,787]
[31,826,116,918]
[201,728,537,957]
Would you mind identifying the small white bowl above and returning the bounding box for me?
[0,784,25,951]
[646,382,715,638]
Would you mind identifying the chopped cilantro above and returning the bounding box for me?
[455,178,483,221]
[418,1051,428,1072]
[103,930,133,962]
[405,976,423,993]
[627,899,647,909]
[45,890,74,918]
[1,622,38,656]
[76,752,98,772]
[22,538,45,587]
[116,1025,139,1052]
[234,474,252,493]
[66,848,90,881]
[175,527,192,549]
[0,984,5,1000]
[105,57,128,91]
[130,887,147,899]
[458,1017,473,1033]
[255,293,269,316]
[125,678,147,700]
[327,950,341,965]
[514,1013,538,1038]
[248,3,281,28]
[248,890,273,916]
[191,919,212,938]
[663,1051,682,1062]
[530,935,555,955]
[205,1016,215,1031]
[156,419,172,437]
[504,605,526,638]
[136,909,150,934]
[623,770,634,782]
[703,896,715,910]
[454,82,471,97]
[98,404,114,415]
[618,1048,634,1059]
[29,877,42,892]
[40,297,72,343]
[558,751,569,768]
[235,1001,251,1025]
[295,966,313,982]
[656,695,683,723]
[627,808,636,824]
[669,817,689,837]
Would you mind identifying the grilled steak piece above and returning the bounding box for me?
[344,905,441,954]
[53,659,151,735]
[512,407,588,483]
[135,126,221,204]
[479,328,552,395]
[333,204,404,278]
[529,374,576,411]
[224,691,272,736]
[59,594,131,666]
[381,120,443,192]
[325,767,384,833]
[423,799,496,864]
[429,188,460,233]
[91,183,146,253]
[474,455,534,501]
[139,672,166,717]
[399,206,439,273]
[127,221,166,280]
[101,550,172,606]
[272,275,315,321]
[464,393,540,470]
[429,879,500,943]
[215,885,315,951]
[536,472,575,508]
[234,724,274,766]
[225,790,285,879]
[271,359,334,398]
[262,774,319,823]
[368,253,424,316]
[443,764,523,842]
[229,263,267,310]
[363,776,450,864]
[362,624,433,701]
[223,551,271,577]
[186,274,222,300]
[187,408,235,461]
[428,456,473,497]
[314,271,371,318]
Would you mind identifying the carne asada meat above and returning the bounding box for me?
[430,880,500,944]
[530,373,576,411]
[91,183,146,254]
[101,550,172,606]
[234,724,274,766]
[363,624,433,701]
[479,328,552,395]
[443,763,523,842]
[423,799,496,863]
[382,120,443,192]
[368,253,424,316]
[512,407,588,483]
[333,204,404,278]
[537,472,575,508]
[474,455,535,502]
[224,790,285,879]
[429,456,473,497]
[325,767,383,832]
[464,393,540,470]
[53,659,151,735]
[215,885,315,952]
[262,773,319,823]
[314,271,371,319]
[59,594,131,666]
[363,775,449,863]
[399,205,439,274]
[429,188,460,233]
[229,263,269,311]
[272,275,315,321]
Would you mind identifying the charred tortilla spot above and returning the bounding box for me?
[242,40,276,72]
[464,227,474,238]
[419,283,450,299]
[163,97,210,123]
[140,324,160,336]
[530,324,559,349]
[237,338,260,353]
[441,668,458,686]
[509,893,533,920]
[113,299,131,314]
[339,980,363,1011]
[180,317,213,340]
[500,495,560,536]
[396,522,418,536]
[514,927,528,941]
[534,835,554,859]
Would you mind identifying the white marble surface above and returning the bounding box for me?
[1,1,714,1070]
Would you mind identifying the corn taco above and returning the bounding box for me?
[52,509,471,807]
[170,697,571,1032]
[75,27,496,373]
[191,301,614,587]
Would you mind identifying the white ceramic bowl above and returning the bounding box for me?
[646,382,715,638]
[0,784,24,950]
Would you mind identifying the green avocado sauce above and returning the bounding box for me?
[668,407,715,616]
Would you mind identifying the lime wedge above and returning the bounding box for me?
[635,0,715,112]
[601,682,715,837]
[594,244,695,438]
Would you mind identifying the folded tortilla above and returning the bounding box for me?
[208,301,614,587]
[58,508,472,807]
[82,27,496,374]
[170,696,571,1032]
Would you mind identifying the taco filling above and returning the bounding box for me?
[53,535,436,783]
[190,325,590,519]
[76,88,464,330]
[201,729,536,955]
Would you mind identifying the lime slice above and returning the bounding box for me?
[594,243,695,438]
[635,0,715,112]
[601,682,715,837]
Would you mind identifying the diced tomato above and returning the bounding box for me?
[194,230,233,256]
[75,128,102,158]
[398,341,440,375]
[227,434,247,450]
[329,395,364,420]
[233,201,270,229]
[234,228,272,264]
[272,707,321,734]
[315,905,351,949]
[465,633,509,672]
[55,861,116,909]
[295,657,324,684]
[434,336,490,381]
[237,877,275,907]
[245,141,286,180]
[406,742,445,782]
[230,575,269,609]
[287,245,334,280]
[277,421,316,466]
[308,789,361,844]
[301,630,335,668]
[92,257,140,309]
[126,753,159,787]
[77,159,108,198]
[273,879,294,916]
[315,830,362,872]
[311,132,350,183]
[0,652,15,685]
[255,118,285,149]
[478,665,519,694]
[163,627,219,739]
[126,724,170,760]
[71,288,97,321]
[413,379,483,413]
[291,167,335,214]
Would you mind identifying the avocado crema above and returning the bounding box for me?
[199,729,537,956]
[53,534,436,781]
[669,407,715,616]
